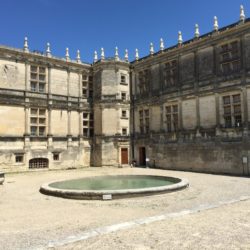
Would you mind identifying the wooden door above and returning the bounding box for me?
[121,148,128,164]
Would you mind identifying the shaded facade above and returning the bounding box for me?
[131,17,250,176]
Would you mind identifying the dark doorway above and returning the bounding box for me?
[139,147,146,166]
[121,148,128,164]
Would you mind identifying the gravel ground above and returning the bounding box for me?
[0,167,250,250]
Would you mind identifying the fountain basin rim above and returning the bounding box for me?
[40,175,189,200]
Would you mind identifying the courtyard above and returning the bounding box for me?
[0,167,250,249]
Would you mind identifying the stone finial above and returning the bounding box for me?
[150,42,154,55]
[214,16,219,31]
[94,50,98,63]
[23,37,29,52]
[195,24,200,38]
[46,42,51,57]
[124,49,129,62]
[65,48,70,61]
[240,5,245,22]
[101,48,105,60]
[76,49,81,63]
[115,46,119,61]
[160,38,164,51]
[178,31,183,45]
[135,48,139,61]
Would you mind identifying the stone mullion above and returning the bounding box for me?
[215,93,221,135]
[79,111,83,137]
[67,110,71,136]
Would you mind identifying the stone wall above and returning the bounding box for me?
[135,139,249,176]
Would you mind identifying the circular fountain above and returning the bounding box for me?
[40,175,189,200]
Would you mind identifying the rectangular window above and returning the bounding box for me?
[223,94,242,128]
[30,65,46,93]
[120,74,127,84]
[121,92,126,101]
[83,111,94,137]
[15,154,24,163]
[165,104,179,132]
[122,128,127,135]
[121,110,127,118]
[138,70,149,95]
[220,41,241,75]
[30,108,46,136]
[163,60,178,88]
[82,74,93,98]
[53,153,60,161]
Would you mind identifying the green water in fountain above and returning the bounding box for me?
[49,175,179,191]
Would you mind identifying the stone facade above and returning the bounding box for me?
[1,16,250,175]
[131,18,250,176]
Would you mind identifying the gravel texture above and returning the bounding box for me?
[0,167,250,250]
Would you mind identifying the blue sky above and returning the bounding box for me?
[0,0,249,63]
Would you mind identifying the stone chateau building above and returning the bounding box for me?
[1,6,250,176]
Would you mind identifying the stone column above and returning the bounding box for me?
[78,73,82,98]
[67,109,72,147]
[178,99,183,130]
[25,63,29,91]
[196,96,201,137]
[79,111,83,137]
[48,66,51,95]
[67,70,70,96]
[47,106,53,148]
[24,105,29,135]
[24,104,30,149]
[78,110,84,146]
[215,93,221,136]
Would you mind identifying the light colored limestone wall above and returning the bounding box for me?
[101,141,118,166]
[50,68,68,96]
[102,70,117,95]
[199,95,216,128]
[102,108,118,135]
[182,98,197,129]
[53,140,67,150]
[30,140,47,150]
[51,109,68,136]
[71,111,79,136]
[0,105,24,136]
[0,59,25,90]
[117,69,129,98]
[69,72,79,97]
[0,140,24,150]
[120,107,129,133]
